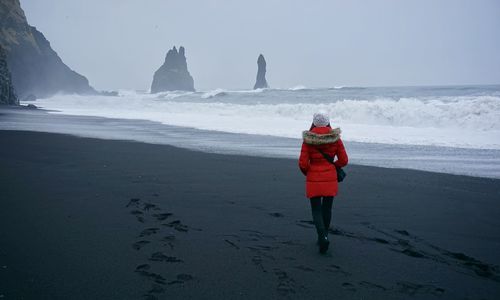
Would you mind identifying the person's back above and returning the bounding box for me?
[298,112,348,253]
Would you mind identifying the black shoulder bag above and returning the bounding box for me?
[317,148,346,182]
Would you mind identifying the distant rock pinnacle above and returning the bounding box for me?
[151,46,195,93]
[253,54,268,89]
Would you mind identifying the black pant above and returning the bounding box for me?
[310,196,334,238]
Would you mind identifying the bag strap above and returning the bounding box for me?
[317,148,335,166]
[317,147,346,182]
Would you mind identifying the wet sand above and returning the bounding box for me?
[0,130,499,299]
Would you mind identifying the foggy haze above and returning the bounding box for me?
[21,0,500,91]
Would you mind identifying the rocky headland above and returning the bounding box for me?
[0,45,18,105]
[0,0,96,99]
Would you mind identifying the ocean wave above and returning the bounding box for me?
[117,89,149,97]
[232,88,267,93]
[201,88,270,98]
[154,91,194,100]
[327,86,366,91]
[201,88,228,99]
[28,91,500,149]
[289,85,309,91]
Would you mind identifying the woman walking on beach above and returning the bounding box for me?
[299,112,348,253]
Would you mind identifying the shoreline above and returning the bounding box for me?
[1,130,499,299]
[2,126,499,182]
[2,105,500,179]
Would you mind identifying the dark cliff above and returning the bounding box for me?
[253,54,268,89]
[0,0,96,99]
[151,46,195,93]
[0,45,18,105]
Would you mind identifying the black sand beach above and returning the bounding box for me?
[1,130,500,299]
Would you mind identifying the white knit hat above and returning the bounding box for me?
[313,111,330,127]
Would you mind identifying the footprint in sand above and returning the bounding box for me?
[325,264,351,276]
[132,240,151,251]
[294,265,314,272]
[280,240,303,247]
[248,244,277,252]
[142,283,166,299]
[161,234,175,242]
[274,269,296,296]
[135,264,166,285]
[251,255,266,273]
[135,264,151,271]
[139,228,160,237]
[399,248,425,258]
[296,220,314,228]
[163,220,189,232]
[143,202,160,211]
[160,234,176,249]
[341,282,356,292]
[395,229,410,236]
[152,213,172,221]
[225,239,240,250]
[130,210,145,223]
[148,284,165,294]
[269,212,284,218]
[442,250,498,279]
[168,274,193,285]
[372,238,390,244]
[359,281,387,291]
[149,252,184,263]
[397,281,445,296]
[240,229,277,241]
[391,227,500,280]
[126,198,141,208]
[128,198,190,298]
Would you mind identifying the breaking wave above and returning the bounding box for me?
[28,87,500,149]
[289,85,308,91]
[201,88,228,99]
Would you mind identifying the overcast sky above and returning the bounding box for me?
[22,0,500,91]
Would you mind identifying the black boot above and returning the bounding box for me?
[311,197,330,253]
[318,234,329,254]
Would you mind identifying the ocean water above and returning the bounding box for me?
[18,84,500,178]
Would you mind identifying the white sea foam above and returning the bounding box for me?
[28,89,500,150]
[201,88,227,99]
[232,88,266,93]
[289,85,308,91]
[201,88,267,98]
[153,91,194,100]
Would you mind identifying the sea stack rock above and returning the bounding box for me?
[253,54,268,89]
[0,45,18,105]
[151,46,195,93]
[0,0,96,99]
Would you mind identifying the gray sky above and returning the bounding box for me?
[22,0,500,91]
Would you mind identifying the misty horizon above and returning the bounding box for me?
[21,0,500,91]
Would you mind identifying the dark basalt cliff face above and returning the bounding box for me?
[253,54,268,89]
[0,45,18,105]
[0,0,96,99]
[151,46,195,93]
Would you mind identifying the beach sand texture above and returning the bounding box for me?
[1,130,499,299]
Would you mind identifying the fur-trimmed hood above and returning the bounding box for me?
[302,128,341,145]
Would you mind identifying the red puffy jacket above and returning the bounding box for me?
[298,126,348,198]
